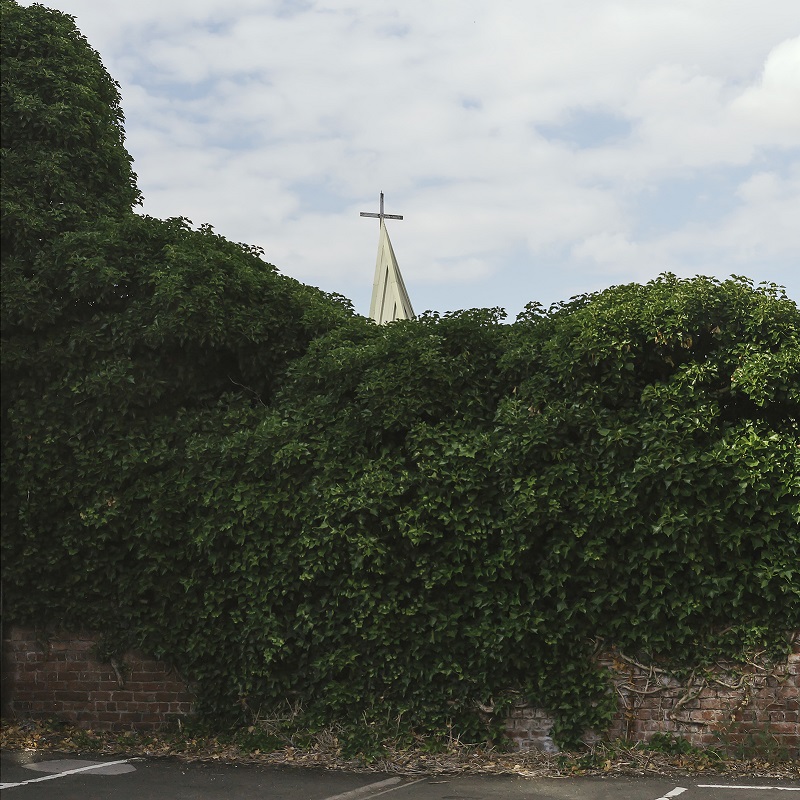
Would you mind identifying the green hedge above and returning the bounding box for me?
[2,0,798,748]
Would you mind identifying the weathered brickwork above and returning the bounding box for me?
[507,639,799,756]
[505,704,559,753]
[2,626,798,754]
[1,628,193,731]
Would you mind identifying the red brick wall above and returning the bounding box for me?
[2,626,798,754]
[2,628,194,731]
[507,638,800,756]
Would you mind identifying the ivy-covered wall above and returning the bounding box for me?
[2,0,799,750]
[4,628,798,757]
[509,642,800,755]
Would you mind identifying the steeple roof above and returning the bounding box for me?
[369,219,415,324]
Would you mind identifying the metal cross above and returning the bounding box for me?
[360,192,403,223]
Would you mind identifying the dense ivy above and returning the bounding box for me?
[0,0,140,259]
[2,0,798,749]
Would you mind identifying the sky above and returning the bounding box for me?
[25,0,800,319]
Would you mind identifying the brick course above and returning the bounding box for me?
[2,627,798,752]
[1,628,194,731]
[507,638,799,755]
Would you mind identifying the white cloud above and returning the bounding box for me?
[732,36,800,145]
[18,0,800,313]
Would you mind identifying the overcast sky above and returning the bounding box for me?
[27,1,800,318]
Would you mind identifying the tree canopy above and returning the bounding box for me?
[0,0,140,258]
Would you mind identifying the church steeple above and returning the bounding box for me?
[360,193,415,324]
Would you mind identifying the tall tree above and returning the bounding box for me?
[1,0,140,261]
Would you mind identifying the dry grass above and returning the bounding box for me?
[2,717,797,780]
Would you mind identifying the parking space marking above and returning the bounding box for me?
[0,758,136,790]
[322,777,403,800]
[368,779,426,798]
[23,758,136,775]
[697,786,800,791]
[321,777,426,800]
[654,789,687,800]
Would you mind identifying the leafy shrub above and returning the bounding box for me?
[2,0,798,750]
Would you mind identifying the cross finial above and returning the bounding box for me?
[360,191,403,223]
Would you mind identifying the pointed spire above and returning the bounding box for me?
[360,192,415,324]
[369,220,415,324]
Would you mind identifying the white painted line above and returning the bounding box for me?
[321,777,403,800]
[0,758,136,790]
[368,778,427,798]
[654,789,687,800]
[320,777,426,800]
[698,786,800,791]
[24,758,136,775]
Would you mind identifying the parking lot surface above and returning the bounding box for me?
[1,752,799,799]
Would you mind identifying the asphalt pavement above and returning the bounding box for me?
[1,752,798,799]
